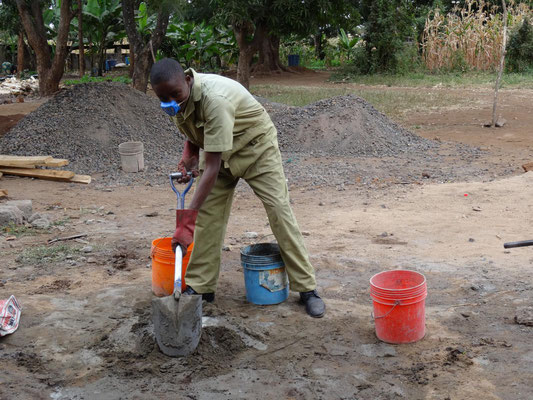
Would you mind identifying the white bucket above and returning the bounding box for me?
[118,141,144,173]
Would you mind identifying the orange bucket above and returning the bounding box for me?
[151,237,193,297]
[370,270,427,344]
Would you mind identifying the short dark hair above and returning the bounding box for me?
[150,58,185,85]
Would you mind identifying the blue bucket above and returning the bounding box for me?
[241,243,289,305]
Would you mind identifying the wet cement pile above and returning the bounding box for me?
[0,82,185,186]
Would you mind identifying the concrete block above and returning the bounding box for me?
[0,206,24,227]
[6,200,32,220]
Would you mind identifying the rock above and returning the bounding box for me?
[0,206,24,226]
[87,257,97,264]
[515,306,533,326]
[359,343,397,358]
[5,200,32,219]
[244,232,258,239]
[222,245,232,252]
[301,231,311,236]
[29,213,47,223]
[495,117,507,128]
[81,245,93,253]
[31,218,50,229]
[469,238,475,242]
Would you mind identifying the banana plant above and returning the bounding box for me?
[165,20,237,70]
[83,0,125,75]
[338,28,359,60]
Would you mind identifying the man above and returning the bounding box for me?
[150,58,325,318]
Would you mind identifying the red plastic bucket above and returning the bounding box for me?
[370,270,427,344]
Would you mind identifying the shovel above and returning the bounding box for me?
[152,172,202,357]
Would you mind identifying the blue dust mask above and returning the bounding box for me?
[160,100,181,116]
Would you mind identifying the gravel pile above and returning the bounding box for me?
[261,94,438,157]
[1,85,503,188]
[0,82,185,185]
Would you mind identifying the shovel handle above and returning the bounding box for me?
[504,240,533,249]
[174,246,183,298]
[169,172,194,210]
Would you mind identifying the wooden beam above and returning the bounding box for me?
[0,155,53,166]
[42,158,69,167]
[0,167,75,181]
[69,174,91,184]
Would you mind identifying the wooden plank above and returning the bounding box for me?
[0,161,36,168]
[522,162,533,172]
[42,158,69,167]
[69,174,92,184]
[0,167,75,181]
[0,155,53,168]
[0,189,7,198]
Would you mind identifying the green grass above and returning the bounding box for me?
[2,222,41,238]
[251,84,477,120]
[64,75,132,86]
[329,69,533,89]
[16,244,80,265]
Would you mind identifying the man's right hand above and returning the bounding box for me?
[177,140,200,183]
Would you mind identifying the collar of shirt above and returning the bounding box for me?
[181,68,202,120]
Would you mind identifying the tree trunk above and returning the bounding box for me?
[121,0,170,92]
[16,0,74,96]
[234,22,263,89]
[17,29,24,78]
[132,48,151,92]
[314,32,325,60]
[78,0,85,77]
[491,0,508,128]
[128,44,135,78]
[251,33,288,75]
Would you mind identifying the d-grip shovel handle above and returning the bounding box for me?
[504,240,533,249]
[169,172,194,210]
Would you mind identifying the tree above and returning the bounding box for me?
[15,0,76,95]
[121,0,172,92]
[83,0,123,76]
[359,0,416,73]
[0,0,25,77]
[78,0,85,77]
[206,0,360,88]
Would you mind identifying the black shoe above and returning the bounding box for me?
[300,290,326,318]
[183,286,215,303]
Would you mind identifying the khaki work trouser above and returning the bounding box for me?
[185,135,317,293]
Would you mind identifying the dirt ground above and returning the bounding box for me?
[1,71,532,400]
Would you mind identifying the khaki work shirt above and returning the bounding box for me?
[172,69,276,176]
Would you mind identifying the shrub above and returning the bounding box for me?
[507,18,533,72]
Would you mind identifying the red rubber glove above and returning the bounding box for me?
[171,209,198,253]
[177,140,200,184]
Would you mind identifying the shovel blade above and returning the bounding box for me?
[152,294,202,357]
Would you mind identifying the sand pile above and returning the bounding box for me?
[0,82,185,185]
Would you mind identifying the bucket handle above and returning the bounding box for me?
[371,300,400,320]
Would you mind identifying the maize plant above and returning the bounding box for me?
[422,0,532,72]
